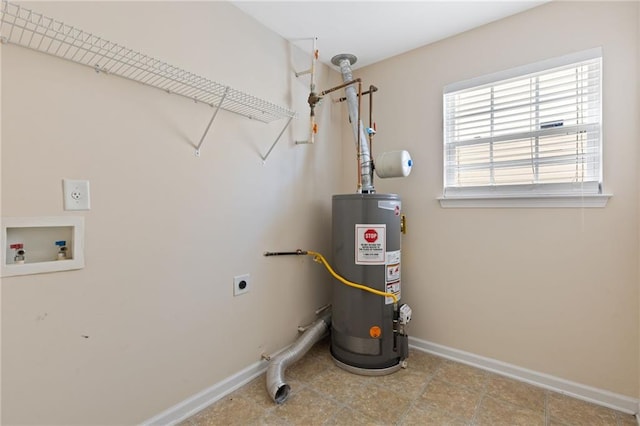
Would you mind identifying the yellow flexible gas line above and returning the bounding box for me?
[306,250,398,305]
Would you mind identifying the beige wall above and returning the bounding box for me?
[2,1,639,424]
[1,2,342,424]
[0,22,3,424]
[354,1,639,397]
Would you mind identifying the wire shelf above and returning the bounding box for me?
[0,0,296,125]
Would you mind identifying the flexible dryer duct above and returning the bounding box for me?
[266,312,331,404]
[331,54,374,193]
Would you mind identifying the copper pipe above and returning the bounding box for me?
[320,78,361,96]
[369,85,374,132]
[369,85,375,187]
[336,85,378,103]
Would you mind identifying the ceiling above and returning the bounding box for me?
[233,1,547,70]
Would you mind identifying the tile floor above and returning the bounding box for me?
[180,338,636,426]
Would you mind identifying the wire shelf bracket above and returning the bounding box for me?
[195,86,229,157]
[0,0,297,160]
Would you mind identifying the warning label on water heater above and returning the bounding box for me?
[385,250,401,304]
[385,281,401,305]
[355,224,386,265]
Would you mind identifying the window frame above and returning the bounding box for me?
[440,48,611,208]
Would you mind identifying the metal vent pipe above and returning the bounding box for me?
[331,54,374,193]
[265,312,331,404]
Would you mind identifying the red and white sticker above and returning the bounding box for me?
[386,263,400,282]
[355,224,386,264]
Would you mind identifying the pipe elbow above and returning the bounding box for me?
[265,349,295,404]
[265,313,330,404]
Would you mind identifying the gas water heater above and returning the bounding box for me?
[331,193,410,374]
[264,51,413,403]
[329,54,412,374]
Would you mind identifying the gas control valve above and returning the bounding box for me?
[399,304,412,325]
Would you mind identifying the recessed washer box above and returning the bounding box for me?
[1,216,85,277]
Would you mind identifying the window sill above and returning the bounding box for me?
[438,194,612,208]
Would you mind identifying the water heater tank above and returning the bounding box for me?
[331,193,408,375]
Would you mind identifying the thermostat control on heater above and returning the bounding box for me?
[399,304,412,325]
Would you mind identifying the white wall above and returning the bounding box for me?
[1,2,342,424]
[354,1,639,397]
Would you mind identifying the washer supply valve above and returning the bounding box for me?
[10,243,25,264]
[55,240,68,260]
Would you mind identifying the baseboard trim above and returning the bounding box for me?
[140,357,270,426]
[409,337,638,415]
[142,336,638,425]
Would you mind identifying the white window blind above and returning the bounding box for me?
[443,49,602,199]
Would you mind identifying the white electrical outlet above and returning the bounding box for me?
[233,274,250,296]
[63,179,91,211]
